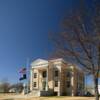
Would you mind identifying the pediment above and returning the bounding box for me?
[31,58,48,67]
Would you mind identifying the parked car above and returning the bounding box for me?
[84,91,94,97]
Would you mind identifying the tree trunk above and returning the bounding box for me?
[94,76,99,100]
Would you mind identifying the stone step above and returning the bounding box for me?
[29,90,40,96]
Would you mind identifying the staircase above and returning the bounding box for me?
[29,90,53,96]
[29,90,40,96]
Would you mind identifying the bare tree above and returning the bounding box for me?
[51,0,100,100]
[10,83,23,93]
[0,78,10,93]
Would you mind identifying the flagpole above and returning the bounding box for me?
[26,58,29,95]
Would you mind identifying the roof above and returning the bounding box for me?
[31,58,84,72]
[31,58,48,68]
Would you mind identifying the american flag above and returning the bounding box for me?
[19,68,26,74]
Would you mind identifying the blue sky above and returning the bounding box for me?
[0,0,98,85]
[0,0,74,83]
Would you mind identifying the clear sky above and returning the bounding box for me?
[0,0,75,83]
[0,0,98,85]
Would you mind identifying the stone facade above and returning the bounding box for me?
[30,58,84,96]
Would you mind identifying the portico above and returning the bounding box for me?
[30,59,49,93]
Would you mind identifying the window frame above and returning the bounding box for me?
[67,81,70,88]
[33,82,37,87]
[34,73,37,78]
[55,70,58,77]
[55,81,58,87]
[66,71,71,77]
[42,71,47,78]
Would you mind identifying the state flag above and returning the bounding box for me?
[19,74,27,81]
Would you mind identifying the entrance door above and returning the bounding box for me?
[66,88,71,96]
[42,81,46,91]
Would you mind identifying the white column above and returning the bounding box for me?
[58,81,60,96]
[71,71,74,96]
[46,67,48,91]
[39,71,42,91]
[58,65,61,96]
[30,69,34,91]
[33,69,34,90]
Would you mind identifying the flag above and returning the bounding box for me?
[19,68,26,74]
[19,74,27,81]
[19,67,27,81]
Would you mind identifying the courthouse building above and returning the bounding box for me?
[30,58,84,96]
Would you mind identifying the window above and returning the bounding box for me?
[33,82,37,87]
[43,71,47,78]
[55,70,58,77]
[34,73,37,78]
[66,71,71,77]
[67,81,70,88]
[55,81,58,87]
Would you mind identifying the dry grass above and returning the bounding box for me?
[13,97,96,100]
[0,94,97,100]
